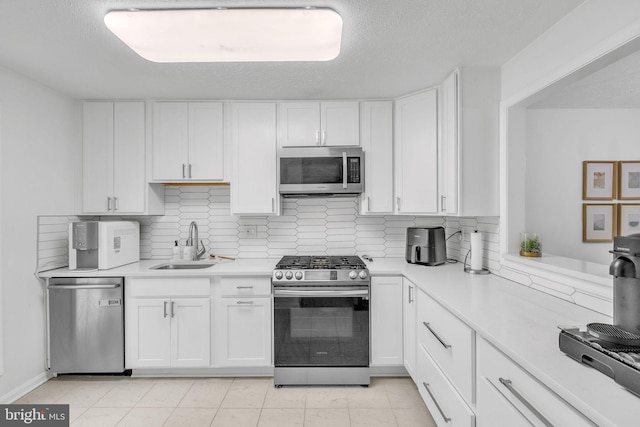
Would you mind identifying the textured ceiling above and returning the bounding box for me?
[530,47,640,108]
[0,0,584,100]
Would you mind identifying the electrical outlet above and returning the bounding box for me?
[239,225,257,238]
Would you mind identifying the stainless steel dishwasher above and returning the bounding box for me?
[47,277,125,373]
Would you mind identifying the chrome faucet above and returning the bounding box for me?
[186,221,206,261]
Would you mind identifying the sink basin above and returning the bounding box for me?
[150,261,217,270]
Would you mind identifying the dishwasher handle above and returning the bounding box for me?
[47,283,121,290]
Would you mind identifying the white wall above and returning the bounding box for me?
[525,109,640,264]
[0,65,80,402]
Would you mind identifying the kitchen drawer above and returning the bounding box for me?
[417,288,474,402]
[417,344,475,427]
[476,337,596,427]
[219,276,271,296]
[127,277,210,297]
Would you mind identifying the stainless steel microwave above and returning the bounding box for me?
[278,146,364,197]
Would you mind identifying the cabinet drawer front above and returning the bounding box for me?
[128,278,210,297]
[417,289,474,402]
[417,345,475,427]
[477,337,595,427]
[219,276,271,296]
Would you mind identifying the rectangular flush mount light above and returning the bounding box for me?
[104,8,342,63]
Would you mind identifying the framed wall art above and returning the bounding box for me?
[618,203,640,236]
[583,161,617,200]
[618,161,640,200]
[583,203,617,242]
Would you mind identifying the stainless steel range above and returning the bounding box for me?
[272,255,370,386]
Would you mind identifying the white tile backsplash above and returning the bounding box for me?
[37,185,612,315]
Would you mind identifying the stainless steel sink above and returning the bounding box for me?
[150,261,217,270]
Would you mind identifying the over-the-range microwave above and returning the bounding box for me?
[278,146,364,197]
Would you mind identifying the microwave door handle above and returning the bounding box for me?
[342,152,348,189]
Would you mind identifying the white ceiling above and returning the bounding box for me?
[0,0,584,101]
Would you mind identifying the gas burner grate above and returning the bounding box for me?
[587,323,640,346]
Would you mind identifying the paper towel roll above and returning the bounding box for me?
[470,231,483,270]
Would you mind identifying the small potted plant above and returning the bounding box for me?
[520,233,542,257]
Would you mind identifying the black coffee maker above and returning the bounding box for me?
[610,234,640,336]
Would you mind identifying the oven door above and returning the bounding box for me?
[273,287,369,368]
[278,147,363,195]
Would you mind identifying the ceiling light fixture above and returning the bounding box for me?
[104,8,343,63]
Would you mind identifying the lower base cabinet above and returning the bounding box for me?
[476,337,596,427]
[126,278,211,369]
[213,296,272,367]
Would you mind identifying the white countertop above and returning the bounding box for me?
[39,257,636,426]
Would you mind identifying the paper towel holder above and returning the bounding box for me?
[464,230,490,275]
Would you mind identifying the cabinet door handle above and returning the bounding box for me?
[422,382,451,423]
[322,129,327,145]
[423,322,451,349]
[182,164,186,178]
[236,286,254,289]
[499,378,553,427]
[408,285,413,303]
[272,198,275,213]
[188,163,192,179]
[315,130,320,145]
[367,196,371,211]
[236,300,254,305]
[163,301,168,318]
[441,195,446,212]
[171,301,176,318]
[113,196,118,211]
[396,197,401,212]
[107,197,112,211]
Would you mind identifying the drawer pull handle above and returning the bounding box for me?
[423,322,451,349]
[422,382,451,423]
[499,378,553,427]
[236,286,254,289]
[236,301,254,305]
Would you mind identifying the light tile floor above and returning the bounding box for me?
[14,376,437,427]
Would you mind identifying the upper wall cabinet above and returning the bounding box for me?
[82,101,164,215]
[394,89,439,215]
[229,103,279,215]
[152,102,225,182]
[278,101,360,147]
[360,101,394,214]
[439,68,500,217]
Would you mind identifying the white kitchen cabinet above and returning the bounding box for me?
[417,286,474,403]
[213,276,272,367]
[476,336,595,427]
[370,276,403,366]
[439,67,500,216]
[360,101,394,214]
[403,278,417,381]
[394,89,439,214]
[229,102,279,215]
[278,101,359,146]
[152,101,225,181]
[82,101,163,215]
[125,278,211,369]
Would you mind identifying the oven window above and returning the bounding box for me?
[274,296,369,367]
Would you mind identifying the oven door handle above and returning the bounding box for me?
[273,289,369,298]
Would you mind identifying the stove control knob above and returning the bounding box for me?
[274,271,283,280]
[285,271,293,280]
[349,271,358,279]
[359,271,368,280]
[295,271,303,280]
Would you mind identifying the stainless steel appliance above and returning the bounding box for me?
[47,277,125,373]
[405,226,446,266]
[278,146,363,196]
[559,234,640,396]
[272,255,370,386]
[69,221,140,270]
